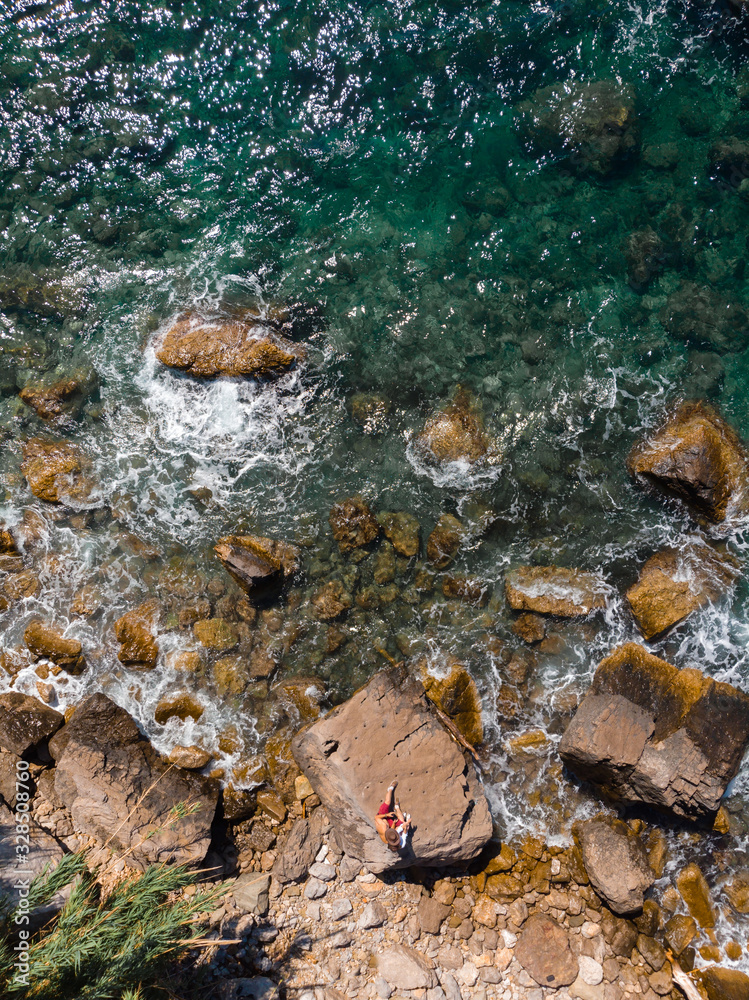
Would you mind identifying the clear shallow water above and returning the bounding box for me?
[2,0,749,967]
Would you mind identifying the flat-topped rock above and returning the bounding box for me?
[53,693,219,867]
[575,818,654,916]
[515,912,579,988]
[627,401,749,524]
[626,544,739,640]
[292,666,492,872]
[156,312,303,379]
[505,565,608,617]
[559,643,749,821]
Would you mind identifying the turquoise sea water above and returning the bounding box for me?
[2,0,749,965]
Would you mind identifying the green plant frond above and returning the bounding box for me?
[25,852,90,912]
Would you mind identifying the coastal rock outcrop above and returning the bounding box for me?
[53,693,219,867]
[21,438,95,504]
[420,661,484,747]
[517,79,638,175]
[559,643,749,820]
[415,386,489,465]
[627,401,749,524]
[291,666,492,872]
[0,692,64,756]
[574,818,654,915]
[329,497,380,552]
[626,544,740,640]
[505,565,608,617]
[214,534,300,601]
[156,312,303,379]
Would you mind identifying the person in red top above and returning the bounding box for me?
[374,780,412,852]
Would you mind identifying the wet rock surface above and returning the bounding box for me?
[505,565,608,617]
[53,693,219,867]
[626,544,740,640]
[416,386,490,465]
[292,665,492,871]
[559,643,749,820]
[214,534,300,601]
[24,619,84,672]
[627,401,749,524]
[114,600,160,668]
[329,496,380,552]
[156,311,303,379]
[517,79,638,175]
[21,437,95,504]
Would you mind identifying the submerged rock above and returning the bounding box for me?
[329,496,380,552]
[24,620,84,673]
[574,818,654,915]
[310,580,352,620]
[214,534,300,602]
[559,643,749,820]
[114,600,160,668]
[156,312,303,379]
[627,401,749,524]
[517,79,638,175]
[426,513,464,568]
[53,693,218,867]
[292,665,492,872]
[694,967,749,1000]
[21,438,95,504]
[378,511,420,558]
[19,367,96,423]
[660,283,749,353]
[415,386,489,465]
[626,544,739,640]
[624,227,665,290]
[505,565,608,617]
[154,693,205,725]
[349,392,391,434]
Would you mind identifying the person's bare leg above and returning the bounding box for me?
[385,781,397,811]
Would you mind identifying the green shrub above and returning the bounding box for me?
[0,851,225,1000]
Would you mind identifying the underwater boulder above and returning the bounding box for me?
[660,282,749,353]
[21,437,96,505]
[624,227,666,290]
[156,311,303,379]
[505,565,608,617]
[415,386,489,465]
[559,643,749,821]
[24,620,84,673]
[378,510,420,558]
[214,534,300,601]
[19,367,97,423]
[292,665,492,872]
[517,79,638,175]
[329,496,380,552]
[426,513,464,568]
[708,137,749,188]
[626,543,739,640]
[349,392,391,434]
[627,401,749,524]
[114,600,161,668]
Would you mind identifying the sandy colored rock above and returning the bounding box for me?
[676,863,715,928]
[426,513,464,568]
[0,528,19,555]
[193,618,238,651]
[311,580,352,620]
[19,369,94,422]
[724,873,749,914]
[627,401,749,524]
[421,662,483,746]
[329,496,380,552]
[515,912,579,988]
[416,386,489,464]
[21,437,94,504]
[505,565,608,616]
[575,818,654,915]
[54,693,218,867]
[626,544,739,640]
[154,693,205,725]
[378,511,420,557]
[694,968,749,1000]
[377,945,438,990]
[168,744,211,769]
[156,312,302,379]
[664,913,697,955]
[512,612,546,643]
[24,620,84,672]
[0,691,64,755]
[292,665,492,872]
[214,534,300,600]
[114,601,160,668]
[559,643,749,821]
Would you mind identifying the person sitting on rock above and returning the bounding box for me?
[374,780,412,852]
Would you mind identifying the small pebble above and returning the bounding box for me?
[304,878,327,900]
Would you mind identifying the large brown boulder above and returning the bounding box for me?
[574,818,654,915]
[626,544,740,640]
[292,666,492,872]
[24,620,84,673]
[559,643,749,821]
[514,912,579,988]
[21,438,95,504]
[53,694,218,867]
[156,312,303,379]
[415,386,489,465]
[114,600,160,668]
[329,496,380,552]
[426,513,464,568]
[0,692,64,756]
[378,511,420,558]
[214,534,300,600]
[505,565,608,617]
[627,401,749,524]
[694,967,749,1000]
[517,79,638,175]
